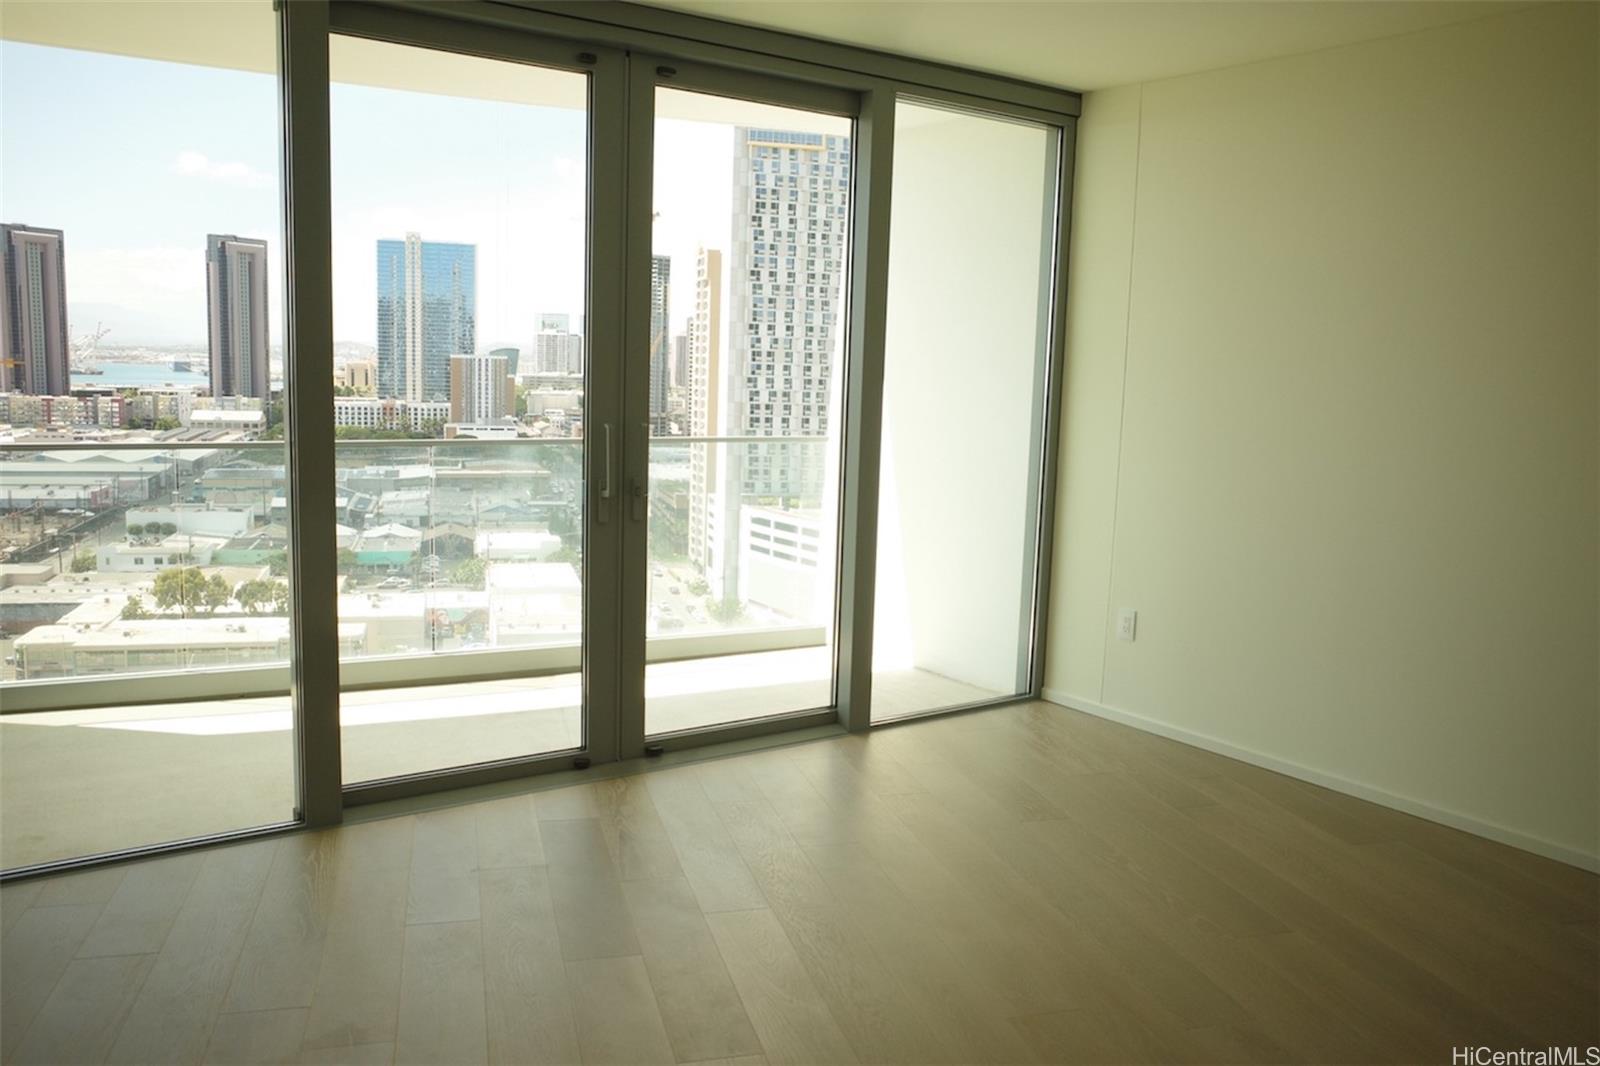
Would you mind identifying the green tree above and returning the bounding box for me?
[158,522,178,537]
[70,549,96,573]
[267,550,289,576]
[154,416,181,431]
[235,578,288,615]
[201,573,234,614]
[707,595,745,625]
[126,523,145,538]
[152,567,207,617]
[450,556,488,589]
[687,577,709,597]
[120,595,151,620]
[336,547,358,573]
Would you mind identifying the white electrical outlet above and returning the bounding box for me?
[1117,608,1137,642]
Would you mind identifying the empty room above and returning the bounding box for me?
[0,0,1596,1063]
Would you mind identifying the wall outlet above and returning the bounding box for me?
[1117,608,1138,642]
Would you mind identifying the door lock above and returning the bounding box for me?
[630,477,647,522]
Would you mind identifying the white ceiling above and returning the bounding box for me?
[634,0,1528,91]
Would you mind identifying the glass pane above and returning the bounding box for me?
[329,37,588,782]
[646,89,852,736]
[0,1,293,868]
[871,100,1057,723]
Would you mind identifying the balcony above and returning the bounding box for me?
[0,439,1001,870]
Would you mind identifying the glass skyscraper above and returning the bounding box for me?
[376,233,476,403]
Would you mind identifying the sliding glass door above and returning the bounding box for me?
[640,74,857,739]
[0,0,1075,876]
[326,29,601,784]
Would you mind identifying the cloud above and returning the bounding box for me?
[171,150,274,189]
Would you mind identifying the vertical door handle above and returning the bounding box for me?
[599,423,613,499]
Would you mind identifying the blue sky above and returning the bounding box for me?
[1,37,815,351]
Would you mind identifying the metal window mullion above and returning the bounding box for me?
[278,0,342,827]
[1027,119,1078,697]
[583,46,629,767]
[833,86,896,734]
[614,53,657,758]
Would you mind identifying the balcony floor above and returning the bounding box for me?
[0,650,1001,870]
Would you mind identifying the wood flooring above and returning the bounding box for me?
[2,700,1595,1064]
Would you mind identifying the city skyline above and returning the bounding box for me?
[0,39,826,358]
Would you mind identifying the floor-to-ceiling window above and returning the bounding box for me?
[0,1,1076,876]
[0,1,297,868]
[870,100,1061,722]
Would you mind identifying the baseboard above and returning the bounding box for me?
[1039,688,1600,874]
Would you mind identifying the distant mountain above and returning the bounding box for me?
[334,342,376,360]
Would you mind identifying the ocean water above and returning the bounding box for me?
[71,362,210,389]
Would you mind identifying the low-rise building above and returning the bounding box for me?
[96,534,228,571]
[475,529,562,561]
[126,503,260,538]
[352,522,422,567]
[13,616,366,679]
[738,505,827,623]
[333,398,450,432]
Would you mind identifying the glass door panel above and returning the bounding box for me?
[329,35,592,781]
[644,87,853,736]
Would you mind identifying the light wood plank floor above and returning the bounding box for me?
[2,700,1595,1064]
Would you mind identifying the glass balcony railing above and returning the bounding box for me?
[1,436,832,713]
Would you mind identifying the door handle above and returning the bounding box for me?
[599,423,613,499]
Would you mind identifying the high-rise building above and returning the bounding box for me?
[489,346,520,379]
[728,128,851,498]
[532,320,582,376]
[376,233,475,403]
[448,351,516,425]
[648,255,671,433]
[205,234,270,399]
[672,334,689,390]
[0,224,70,396]
[687,248,726,583]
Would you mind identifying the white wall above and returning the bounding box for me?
[874,105,1054,692]
[1047,3,1600,866]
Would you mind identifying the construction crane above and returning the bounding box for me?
[71,322,111,372]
